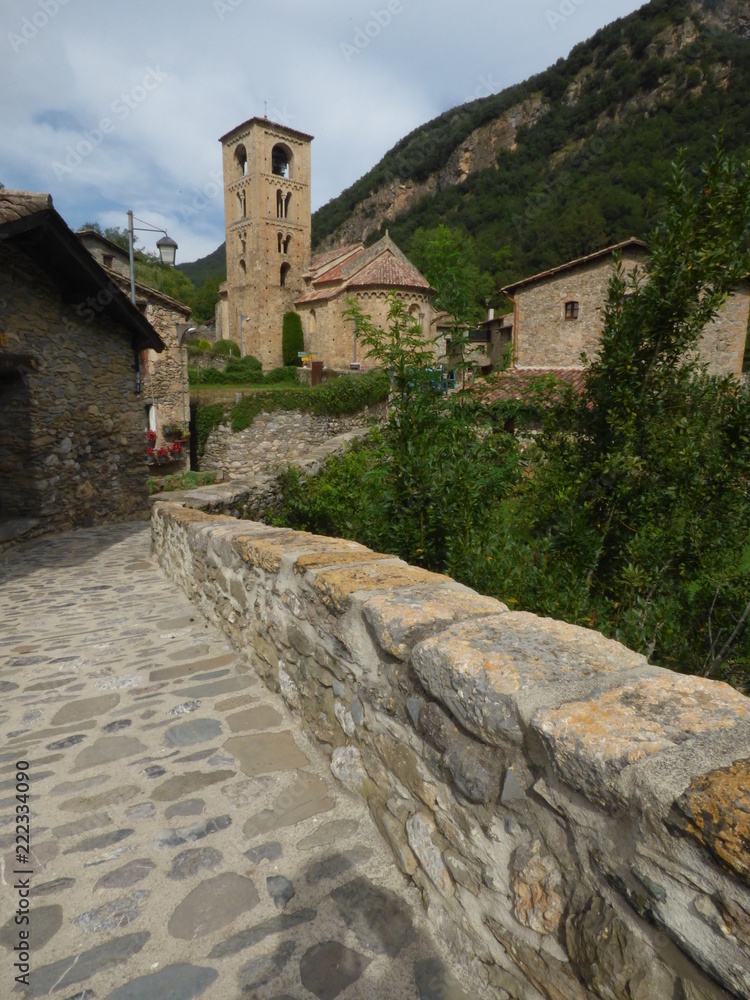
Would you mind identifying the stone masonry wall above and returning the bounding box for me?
[516,252,749,378]
[0,245,150,533]
[201,403,386,480]
[152,502,750,1000]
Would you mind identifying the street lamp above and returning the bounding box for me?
[127,210,178,304]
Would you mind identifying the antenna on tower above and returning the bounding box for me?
[264,101,268,118]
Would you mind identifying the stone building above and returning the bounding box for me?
[219,116,437,370]
[219,116,313,368]
[295,235,437,369]
[0,191,164,543]
[502,237,750,377]
[77,229,192,468]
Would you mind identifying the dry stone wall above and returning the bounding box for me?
[201,403,385,480]
[152,503,750,1000]
[0,245,150,539]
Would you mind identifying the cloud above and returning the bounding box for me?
[0,0,647,262]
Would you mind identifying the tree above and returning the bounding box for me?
[282,311,304,366]
[79,221,133,252]
[499,139,750,684]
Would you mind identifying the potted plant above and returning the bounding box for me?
[156,446,170,464]
[169,440,183,458]
[146,429,157,445]
[145,446,156,465]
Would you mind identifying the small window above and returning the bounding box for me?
[280,262,291,287]
[565,301,580,320]
[102,253,114,269]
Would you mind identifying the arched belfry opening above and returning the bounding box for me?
[271,144,292,178]
[234,144,248,178]
[280,262,291,287]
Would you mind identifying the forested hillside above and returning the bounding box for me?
[312,0,750,297]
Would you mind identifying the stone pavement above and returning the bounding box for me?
[0,524,484,1000]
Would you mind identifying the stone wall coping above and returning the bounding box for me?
[152,502,750,825]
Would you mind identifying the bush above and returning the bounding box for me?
[212,339,240,357]
[196,339,212,351]
[263,366,299,385]
[282,312,304,366]
[230,370,388,432]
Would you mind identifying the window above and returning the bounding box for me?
[565,300,580,320]
[271,143,291,178]
[280,262,291,287]
[237,189,246,219]
[283,235,291,255]
[102,253,114,269]
[277,190,285,218]
[234,144,248,177]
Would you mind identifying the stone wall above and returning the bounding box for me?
[515,252,749,378]
[297,288,437,372]
[0,244,150,537]
[142,299,191,471]
[201,403,385,480]
[515,248,647,369]
[152,502,750,1000]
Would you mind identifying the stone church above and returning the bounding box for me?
[218,116,436,369]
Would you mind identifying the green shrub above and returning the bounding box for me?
[263,366,299,385]
[282,311,304,366]
[194,402,226,456]
[212,339,240,356]
[196,339,212,351]
[230,370,388,432]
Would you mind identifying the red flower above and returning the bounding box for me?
[145,446,154,456]
[146,430,157,443]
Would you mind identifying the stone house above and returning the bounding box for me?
[0,191,165,543]
[295,234,437,370]
[77,229,192,467]
[502,237,750,377]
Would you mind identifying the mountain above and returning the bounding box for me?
[177,241,226,286]
[311,0,750,295]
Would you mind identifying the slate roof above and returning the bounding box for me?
[0,190,164,352]
[502,238,648,295]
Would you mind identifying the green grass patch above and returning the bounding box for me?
[148,470,218,495]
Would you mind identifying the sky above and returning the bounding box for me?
[1,0,647,265]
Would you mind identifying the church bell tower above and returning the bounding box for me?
[219,116,313,367]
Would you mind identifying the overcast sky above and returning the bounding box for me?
[1,0,646,264]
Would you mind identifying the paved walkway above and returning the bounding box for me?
[0,524,479,1000]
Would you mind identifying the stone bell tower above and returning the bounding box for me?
[219,116,313,367]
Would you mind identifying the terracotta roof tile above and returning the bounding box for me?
[478,367,586,404]
[0,190,53,226]
[347,250,431,290]
[502,238,647,294]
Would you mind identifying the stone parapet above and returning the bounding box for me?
[152,502,750,999]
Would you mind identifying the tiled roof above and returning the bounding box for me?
[347,250,431,290]
[0,189,164,352]
[502,238,647,294]
[0,190,53,225]
[478,367,586,404]
[308,243,363,274]
[296,233,433,307]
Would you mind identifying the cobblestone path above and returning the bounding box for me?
[0,524,480,1000]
